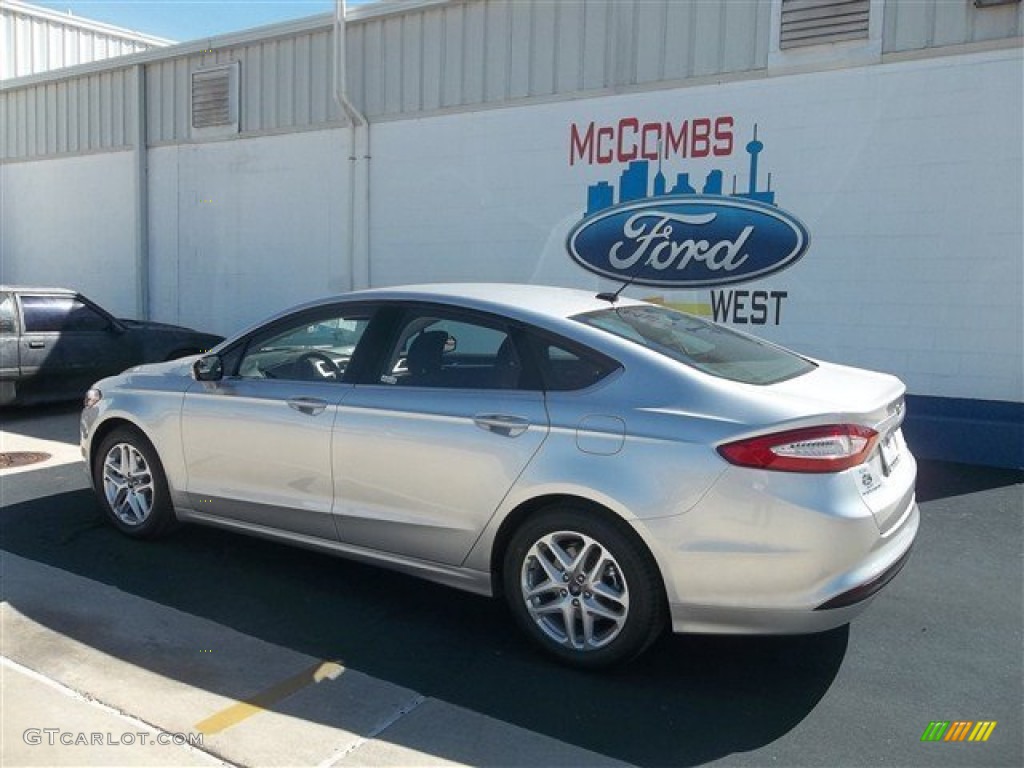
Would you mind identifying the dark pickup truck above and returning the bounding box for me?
[0,286,223,406]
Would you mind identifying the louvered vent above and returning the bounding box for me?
[191,66,233,129]
[780,0,870,50]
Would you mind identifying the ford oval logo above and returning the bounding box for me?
[567,196,810,288]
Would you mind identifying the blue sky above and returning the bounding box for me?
[32,1,374,42]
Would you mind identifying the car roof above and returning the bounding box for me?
[343,283,644,322]
[0,285,77,295]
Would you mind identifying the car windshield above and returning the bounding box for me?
[574,304,816,385]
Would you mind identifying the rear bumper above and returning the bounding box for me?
[638,458,920,635]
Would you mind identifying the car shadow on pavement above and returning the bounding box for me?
[915,460,1024,503]
[0,486,849,767]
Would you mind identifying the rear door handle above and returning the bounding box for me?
[287,397,329,416]
[473,413,530,437]
[27,340,45,349]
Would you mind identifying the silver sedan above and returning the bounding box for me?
[81,284,919,667]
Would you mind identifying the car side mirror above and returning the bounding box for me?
[192,354,223,382]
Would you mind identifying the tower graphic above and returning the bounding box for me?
[583,125,776,215]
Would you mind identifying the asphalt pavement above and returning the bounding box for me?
[1,404,1021,767]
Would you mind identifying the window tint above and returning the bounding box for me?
[531,338,618,391]
[575,305,816,385]
[0,293,15,334]
[238,313,370,382]
[21,295,110,333]
[381,314,521,390]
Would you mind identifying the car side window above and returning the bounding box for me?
[529,337,618,391]
[21,295,110,333]
[0,293,15,334]
[237,312,370,382]
[381,314,522,390]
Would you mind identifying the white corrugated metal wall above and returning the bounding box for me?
[1,0,171,81]
[4,0,1024,162]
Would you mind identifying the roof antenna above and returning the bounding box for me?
[596,254,648,304]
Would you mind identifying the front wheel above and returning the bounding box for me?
[93,427,176,539]
[503,507,666,668]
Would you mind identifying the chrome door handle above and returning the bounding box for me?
[27,340,45,349]
[287,397,328,416]
[473,413,530,437]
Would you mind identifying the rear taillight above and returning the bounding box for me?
[718,424,879,473]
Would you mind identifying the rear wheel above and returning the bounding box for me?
[503,507,665,668]
[93,427,176,539]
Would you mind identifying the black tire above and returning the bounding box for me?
[93,427,177,539]
[503,506,666,668]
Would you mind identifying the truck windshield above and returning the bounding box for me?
[574,304,816,385]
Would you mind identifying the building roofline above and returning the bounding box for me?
[0,0,455,91]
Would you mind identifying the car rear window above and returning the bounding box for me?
[574,304,816,385]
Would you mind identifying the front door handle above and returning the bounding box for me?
[473,413,530,438]
[27,340,45,349]
[287,397,329,416]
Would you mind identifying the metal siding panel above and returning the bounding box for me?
[421,10,443,111]
[260,43,275,132]
[554,0,584,94]
[46,83,57,154]
[112,68,124,146]
[56,81,68,154]
[972,1,1023,42]
[89,75,101,150]
[243,44,261,132]
[33,18,46,73]
[25,85,37,156]
[296,34,313,126]
[754,0,770,68]
[463,0,486,105]
[383,16,404,115]
[160,61,175,142]
[483,0,510,102]
[508,0,531,98]
[663,0,694,80]
[0,95,8,160]
[279,37,296,127]
[363,20,384,117]
[310,30,328,124]
[442,4,464,108]
[347,21,366,116]
[15,89,26,156]
[100,71,113,147]
[67,78,79,152]
[530,0,557,95]
[611,1,635,87]
[46,21,61,70]
[930,0,970,48]
[178,58,192,140]
[581,0,611,90]
[145,62,160,143]
[692,0,723,77]
[402,12,424,112]
[635,0,666,84]
[722,0,759,73]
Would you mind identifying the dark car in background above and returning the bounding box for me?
[0,286,223,406]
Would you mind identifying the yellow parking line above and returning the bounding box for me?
[194,660,343,735]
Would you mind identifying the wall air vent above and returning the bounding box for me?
[191,62,239,134]
[780,0,870,50]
